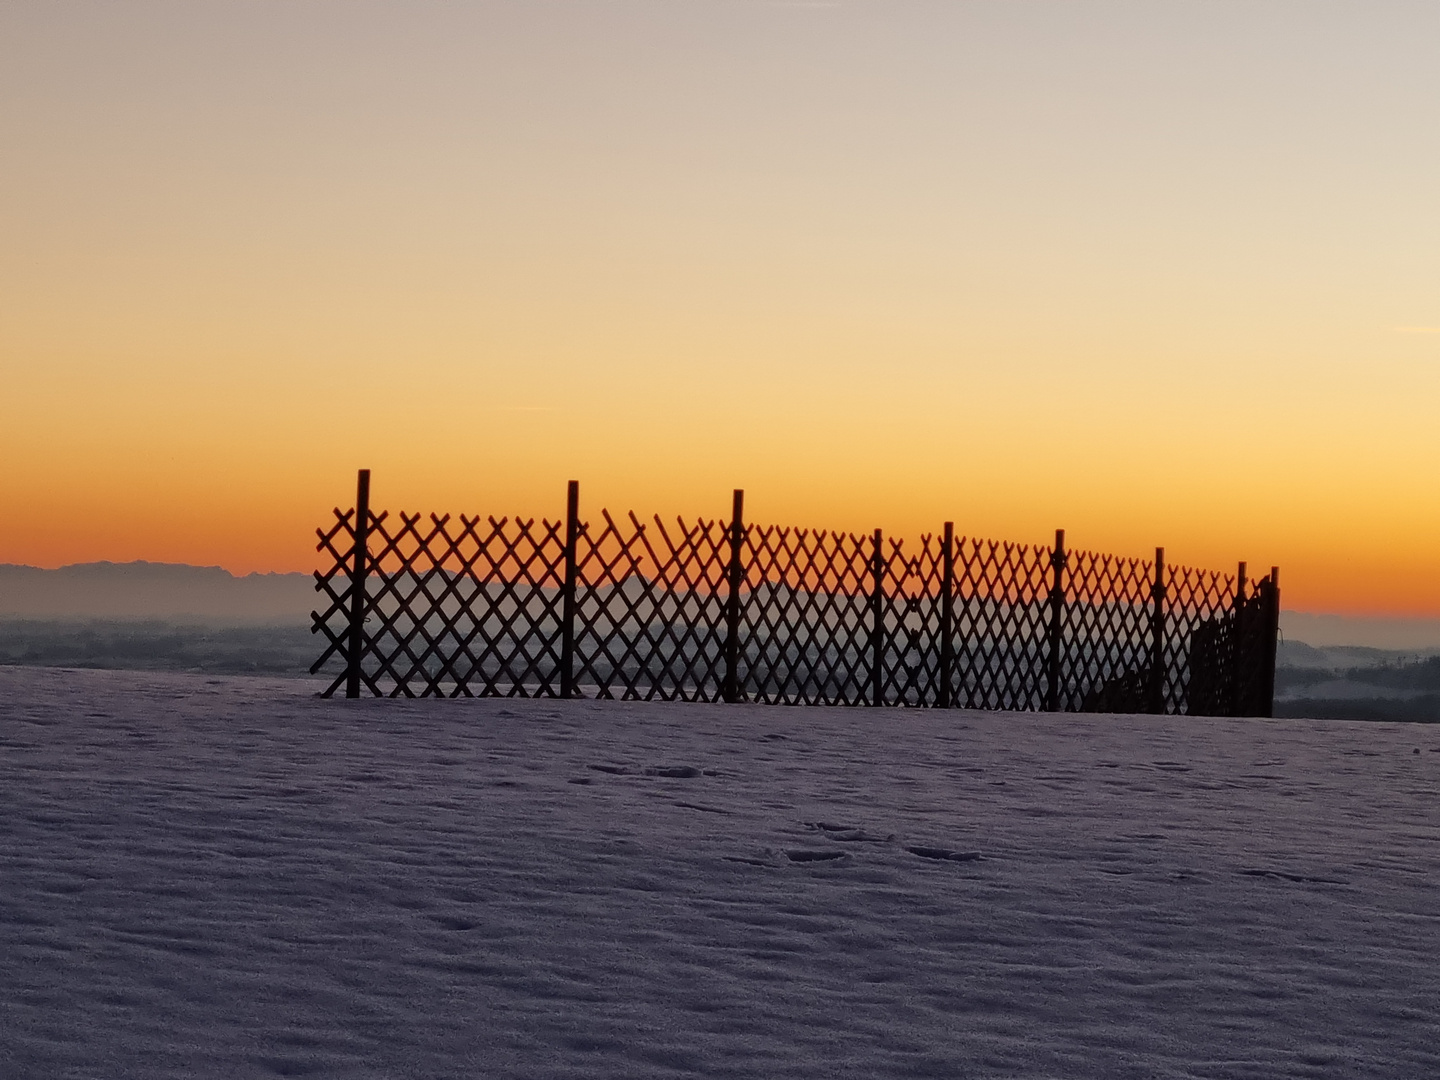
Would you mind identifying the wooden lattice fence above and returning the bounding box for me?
[311,471,1280,715]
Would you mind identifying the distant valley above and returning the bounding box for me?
[3,562,1440,717]
[0,562,319,676]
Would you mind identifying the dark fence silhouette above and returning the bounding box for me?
[311,470,1280,715]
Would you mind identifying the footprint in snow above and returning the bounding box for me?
[803,822,893,842]
[674,801,731,815]
[906,846,982,863]
[1240,868,1348,886]
[785,850,848,863]
[436,915,477,931]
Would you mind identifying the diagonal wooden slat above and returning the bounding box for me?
[313,487,1275,716]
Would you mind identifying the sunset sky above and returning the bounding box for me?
[3,2,1438,614]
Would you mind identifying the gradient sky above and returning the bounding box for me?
[3,1,1439,614]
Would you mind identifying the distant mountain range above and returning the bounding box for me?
[0,561,314,623]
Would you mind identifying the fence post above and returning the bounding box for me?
[938,522,955,709]
[871,529,886,707]
[1147,547,1166,714]
[345,468,372,699]
[559,480,580,698]
[1230,561,1247,717]
[723,489,745,703]
[1260,566,1281,718]
[1045,528,1067,711]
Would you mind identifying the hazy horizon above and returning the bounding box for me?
[5,557,1440,652]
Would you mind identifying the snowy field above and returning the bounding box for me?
[3,669,1440,1079]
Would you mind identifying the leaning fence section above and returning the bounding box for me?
[313,471,1280,715]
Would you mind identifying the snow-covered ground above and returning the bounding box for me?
[3,669,1439,1079]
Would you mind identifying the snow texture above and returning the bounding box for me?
[3,667,1439,1079]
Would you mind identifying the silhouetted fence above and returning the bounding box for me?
[312,470,1280,715]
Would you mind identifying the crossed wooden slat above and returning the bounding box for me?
[952,538,1052,711]
[1163,564,1236,713]
[1062,550,1155,711]
[312,501,1268,713]
[564,510,732,701]
[744,525,873,705]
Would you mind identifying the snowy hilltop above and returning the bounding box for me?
[3,668,1439,1078]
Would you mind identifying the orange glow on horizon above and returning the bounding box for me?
[4,454,1438,617]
